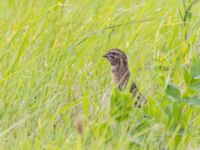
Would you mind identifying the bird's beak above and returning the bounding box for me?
[102,54,107,58]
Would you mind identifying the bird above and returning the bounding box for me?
[103,48,147,107]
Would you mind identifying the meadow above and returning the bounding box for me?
[0,0,200,149]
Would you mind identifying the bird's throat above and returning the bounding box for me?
[112,66,130,90]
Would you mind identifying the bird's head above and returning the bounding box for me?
[103,48,128,71]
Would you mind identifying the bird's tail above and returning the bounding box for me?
[129,81,147,107]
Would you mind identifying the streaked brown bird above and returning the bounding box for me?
[103,48,147,107]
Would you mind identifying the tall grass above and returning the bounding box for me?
[0,0,200,149]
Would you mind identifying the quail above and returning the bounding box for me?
[103,48,147,107]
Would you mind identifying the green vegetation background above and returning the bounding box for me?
[0,0,200,149]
